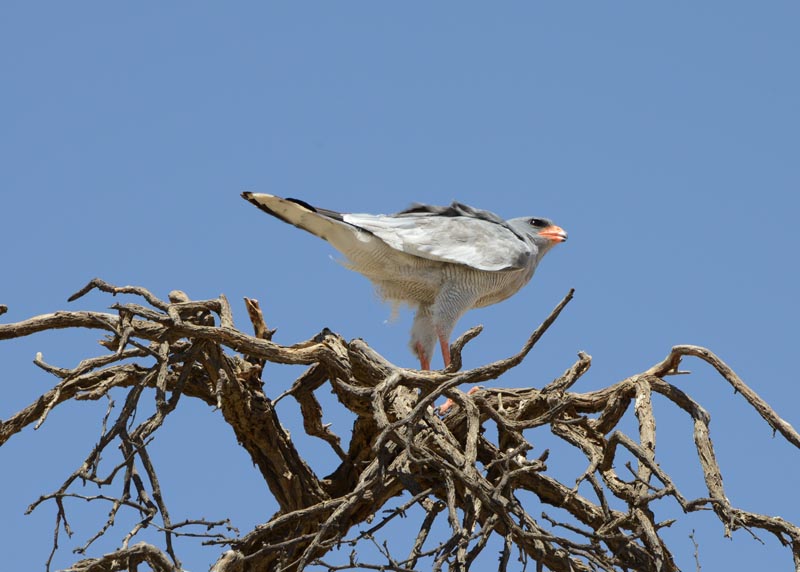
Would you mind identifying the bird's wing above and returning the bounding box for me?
[342,210,534,272]
[242,194,534,272]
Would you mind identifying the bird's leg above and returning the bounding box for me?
[431,287,475,370]
[415,342,431,371]
[410,305,436,371]
[431,291,479,413]
[438,334,451,368]
[436,331,460,413]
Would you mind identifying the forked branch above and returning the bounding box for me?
[1,280,798,572]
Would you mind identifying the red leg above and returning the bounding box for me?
[438,333,451,368]
[437,334,456,412]
[415,342,431,371]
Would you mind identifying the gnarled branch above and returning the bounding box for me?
[1,279,798,572]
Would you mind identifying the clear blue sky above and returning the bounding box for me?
[2,2,799,571]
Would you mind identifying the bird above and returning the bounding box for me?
[241,193,567,371]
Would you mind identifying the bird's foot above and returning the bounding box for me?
[437,385,482,415]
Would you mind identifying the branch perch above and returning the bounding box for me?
[1,279,797,572]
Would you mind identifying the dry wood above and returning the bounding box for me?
[1,279,798,572]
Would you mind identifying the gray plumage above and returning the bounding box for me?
[242,192,567,370]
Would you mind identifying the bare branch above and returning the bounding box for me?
[2,281,798,571]
[63,542,177,572]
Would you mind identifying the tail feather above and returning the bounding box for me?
[241,192,354,246]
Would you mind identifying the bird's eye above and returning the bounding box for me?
[528,218,547,228]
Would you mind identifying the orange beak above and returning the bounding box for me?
[539,225,568,243]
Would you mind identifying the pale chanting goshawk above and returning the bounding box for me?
[242,193,567,371]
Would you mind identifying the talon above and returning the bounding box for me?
[438,386,481,415]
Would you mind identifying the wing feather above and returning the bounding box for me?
[342,212,533,271]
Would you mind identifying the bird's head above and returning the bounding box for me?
[508,217,568,257]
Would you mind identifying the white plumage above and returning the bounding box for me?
[242,193,567,370]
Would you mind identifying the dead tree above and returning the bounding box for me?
[1,279,798,572]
